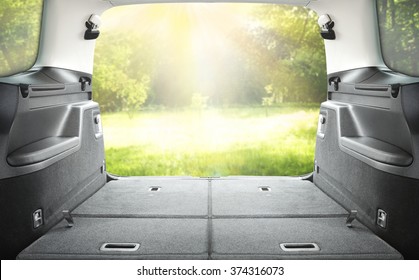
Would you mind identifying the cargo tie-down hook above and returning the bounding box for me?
[62,210,74,228]
[346,210,358,228]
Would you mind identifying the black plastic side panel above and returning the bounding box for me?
[0,68,106,259]
[402,84,419,160]
[314,67,419,259]
[0,84,19,164]
[0,68,94,178]
[324,67,419,178]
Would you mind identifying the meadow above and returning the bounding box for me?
[102,104,320,177]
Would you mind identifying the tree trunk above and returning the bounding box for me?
[382,0,388,27]
[389,0,396,29]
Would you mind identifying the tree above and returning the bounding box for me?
[246,5,327,103]
[92,4,330,109]
[190,92,209,112]
[93,31,153,115]
[92,4,328,108]
[377,0,419,76]
[0,0,42,76]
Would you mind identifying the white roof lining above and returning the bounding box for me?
[35,0,384,75]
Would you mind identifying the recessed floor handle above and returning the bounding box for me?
[280,243,320,252]
[100,243,140,252]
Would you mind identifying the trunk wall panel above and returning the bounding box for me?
[314,107,419,259]
[0,99,106,259]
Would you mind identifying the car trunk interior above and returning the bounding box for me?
[1,0,419,261]
[16,176,402,259]
[1,66,419,260]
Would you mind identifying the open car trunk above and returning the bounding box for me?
[17,176,401,260]
[1,66,418,260]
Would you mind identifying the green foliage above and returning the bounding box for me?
[0,0,43,76]
[248,6,327,103]
[377,0,419,76]
[190,93,209,110]
[261,88,274,116]
[93,31,153,114]
[93,4,327,111]
[102,105,319,176]
[106,142,315,177]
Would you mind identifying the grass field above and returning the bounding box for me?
[102,105,320,177]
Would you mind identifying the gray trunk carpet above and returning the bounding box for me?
[18,218,208,260]
[73,177,208,217]
[211,218,401,259]
[18,176,402,260]
[212,177,347,217]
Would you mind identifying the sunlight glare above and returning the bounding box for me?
[101,3,264,98]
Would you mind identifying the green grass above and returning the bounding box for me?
[102,105,319,176]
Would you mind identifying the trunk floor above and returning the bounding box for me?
[18,177,402,260]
